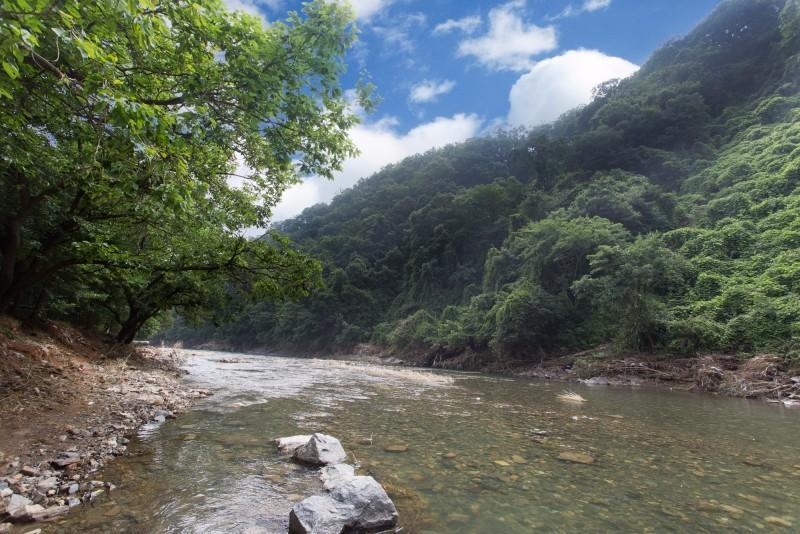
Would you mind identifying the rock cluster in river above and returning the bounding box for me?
[276,433,399,534]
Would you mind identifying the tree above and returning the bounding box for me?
[573,235,691,350]
[0,0,364,340]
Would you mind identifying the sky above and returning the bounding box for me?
[225,0,721,222]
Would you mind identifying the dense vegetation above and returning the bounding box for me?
[0,0,365,342]
[167,0,800,366]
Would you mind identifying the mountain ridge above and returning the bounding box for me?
[164,0,800,371]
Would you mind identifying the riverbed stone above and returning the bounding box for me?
[289,476,398,534]
[320,464,355,490]
[36,478,58,492]
[293,434,347,466]
[582,376,611,386]
[51,452,80,469]
[29,505,69,522]
[764,516,793,528]
[276,435,313,454]
[383,444,408,453]
[6,494,32,519]
[20,466,39,477]
[557,451,595,465]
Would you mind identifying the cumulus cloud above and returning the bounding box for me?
[271,114,483,220]
[508,49,638,127]
[551,0,612,19]
[222,0,281,18]
[433,16,482,35]
[457,0,557,71]
[348,0,396,21]
[409,80,456,103]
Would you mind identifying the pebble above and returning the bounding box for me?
[34,480,56,495]
[764,516,793,528]
[20,466,39,477]
[383,444,409,453]
[557,452,595,465]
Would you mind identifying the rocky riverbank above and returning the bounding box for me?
[313,343,800,406]
[0,318,210,529]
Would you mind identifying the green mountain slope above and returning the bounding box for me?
[167,0,800,366]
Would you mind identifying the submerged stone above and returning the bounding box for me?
[764,516,793,528]
[383,444,408,453]
[557,452,595,465]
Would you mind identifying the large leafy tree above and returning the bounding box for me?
[0,0,365,339]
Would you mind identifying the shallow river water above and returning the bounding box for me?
[49,350,800,533]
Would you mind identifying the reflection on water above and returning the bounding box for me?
[49,350,800,533]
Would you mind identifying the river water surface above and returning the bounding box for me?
[50,350,800,533]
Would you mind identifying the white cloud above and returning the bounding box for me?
[372,12,426,54]
[433,16,482,35]
[457,0,557,72]
[348,0,395,21]
[508,49,638,127]
[272,113,483,220]
[551,0,612,19]
[222,0,281,18]
[583,0,612,11]
[409,79,456,103]
[222,0,398,23]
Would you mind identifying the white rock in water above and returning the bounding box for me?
[293,433,347,466]
[289,476,398,534]
[275,435,313,453]
[288,495,351,534]
[320,464,355,490]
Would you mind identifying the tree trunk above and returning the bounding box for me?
[116,309,156,344]
[116,312,141,344]
[0,217,23,313]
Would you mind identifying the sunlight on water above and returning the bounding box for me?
[49,350,800,533]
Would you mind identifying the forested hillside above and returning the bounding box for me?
[168,0,800,367]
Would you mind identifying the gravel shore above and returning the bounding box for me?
[0,319,210,530]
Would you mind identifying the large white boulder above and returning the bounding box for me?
[319,463,355,490]
[289,476,398,534]
[292,433,347,466]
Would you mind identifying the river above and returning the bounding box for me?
[49,350,800,532]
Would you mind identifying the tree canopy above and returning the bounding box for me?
[0,0,363,341]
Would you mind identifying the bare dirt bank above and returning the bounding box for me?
[0,318,210,529]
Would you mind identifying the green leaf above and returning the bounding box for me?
[2,61,19,79]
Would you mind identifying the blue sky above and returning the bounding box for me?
[224,0,721,220]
